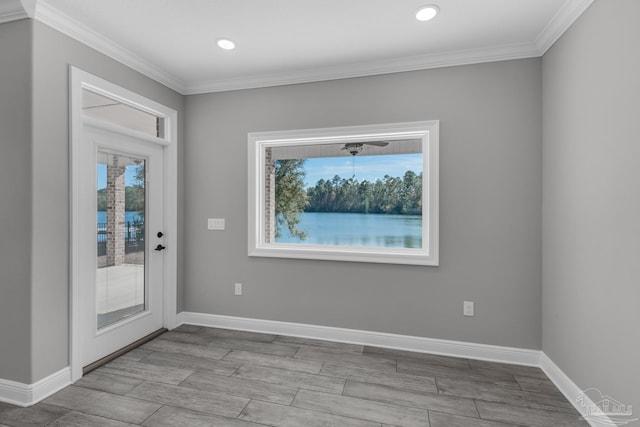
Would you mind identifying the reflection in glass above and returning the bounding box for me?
[83,89,164,138]
[96,151,146,329]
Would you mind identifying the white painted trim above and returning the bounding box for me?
[248,121,439,266]
[177,311,622,426]
[185,42,540,94]
[0,0,35,24]
[69,67,178,382]
[535,0,595,54]
[540,353,616,427]
[34,1,185,93]
[29,0,590,95]
[177,312,541,367]
[83,116,170,147]
[0,367,70,407]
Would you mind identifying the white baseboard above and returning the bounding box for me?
[178,311,621,427]
[540,354,617,427]
[177,311,541,367]
[0,367,71,407]
[0,314,613,427]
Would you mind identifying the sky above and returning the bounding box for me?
[97,154,422,190]
[97,163,142,189]
[302,153,422,188]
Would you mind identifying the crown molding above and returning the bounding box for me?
[0,0,35,23]
[25,0,592,95]
[33,0,187,94]
[535,0,595,54]
[184,41,540,94]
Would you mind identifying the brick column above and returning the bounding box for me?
[106,156,126,266]
[265,148,276,243]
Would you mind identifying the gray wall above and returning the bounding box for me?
[26,21,185,382]
[185,58,543,349]
[0,19,33,383]
[542,0,639,412]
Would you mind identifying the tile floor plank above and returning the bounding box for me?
[142,405,266,427]
[0,402,14,413]
[467,360,548,380]
[295,346,397,372]
[0,402,69,427]
[363,347,471,370]
[127,381,249,418]
[476,400,589,426]
[140,350,240,375]
[223,350,323,374]
[343,380,478,417]
[239,400,382,427]
[292,389,430,427]
[157,331,214,346]
[208,338,299,357]
[30,326,587,427]
[48,410,139,427]
[74,371,144,395]
[141,338,230,360]
[436,377,576,413]
[514,375,564,396]
[44,385,161,424]
[171,324,204,334]
[429,412,519,427]
[180,370,298,405]
[321,363,438,394]
[397,360,521,389]
[99,358,193,384]
[119,348,154,362]
[234,364,345,394]
[199,328,278,343]
[275,335,364,353]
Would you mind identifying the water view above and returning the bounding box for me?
[275,212,422,248]
[97,211,143,225]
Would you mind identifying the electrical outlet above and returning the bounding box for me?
[234,283,242,295]
[463,301,474,317]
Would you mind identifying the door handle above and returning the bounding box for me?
[154,244,166,251]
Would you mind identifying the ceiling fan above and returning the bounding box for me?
[341,141,389,156]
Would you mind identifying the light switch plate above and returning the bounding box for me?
[463,301,474,317]
[208,218,225,230]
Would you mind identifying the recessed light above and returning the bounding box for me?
[416,5,439,22]
[217,38,235,50]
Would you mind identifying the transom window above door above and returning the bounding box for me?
[82,88,167,140]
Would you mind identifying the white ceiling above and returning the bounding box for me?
[5,0,594,94]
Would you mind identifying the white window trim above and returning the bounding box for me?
[248,120,439,266]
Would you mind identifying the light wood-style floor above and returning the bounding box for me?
[0,325,589,426]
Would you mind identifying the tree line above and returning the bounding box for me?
[274,159,422,239]
[97,164,145,214]
[305,171,422,215]
[97,186,145,213]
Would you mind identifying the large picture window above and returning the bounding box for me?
[248,121,439,265]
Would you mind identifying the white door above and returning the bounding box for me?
[70,67,178,381]
[78,124,165,367]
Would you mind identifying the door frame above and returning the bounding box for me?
[69,67,178,382]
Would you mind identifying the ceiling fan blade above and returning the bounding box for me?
[362,141,389,147]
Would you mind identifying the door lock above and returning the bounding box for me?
[157,232,164,238]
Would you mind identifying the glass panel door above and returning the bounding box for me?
[96,151,147,329]
[81,125,164,367]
